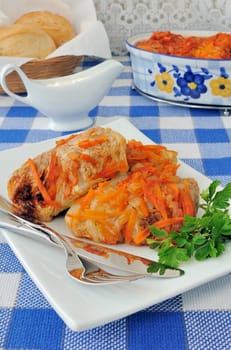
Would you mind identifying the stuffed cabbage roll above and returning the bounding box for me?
[7,127,128,221]
[65,141,200,245]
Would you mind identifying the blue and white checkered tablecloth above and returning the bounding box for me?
[0,56,231,350]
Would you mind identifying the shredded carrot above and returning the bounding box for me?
[137,197,149,217]
[78,136,109,149]
[27,158,60,208]
[77,187,96,209]
[144,181,168,220]
[152,217,184,230]
[67,209,122,221]
[124,209,138,244]
[55,134,77,147]
[99,189,128,210]
[80,153,97,166]
[46,152,59,200]
[135,31,231,59]
[133,228,150,245]
[153,182,168,219]
[180,180,195,216]
[95,219,119,244]
[95,159,127,178]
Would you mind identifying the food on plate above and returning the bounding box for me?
[65,140,200,245]
[16,10,76,47]
[135,31,231,59]
[7,127,200,247]
[0,23,56,58]
[7,127,128,222]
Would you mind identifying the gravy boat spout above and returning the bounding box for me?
[0,59,124,131]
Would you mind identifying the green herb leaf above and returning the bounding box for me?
[192,233,206,246]
[213,183,231,209]
[149,226,168,238]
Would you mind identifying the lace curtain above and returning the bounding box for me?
[94,0,231,55]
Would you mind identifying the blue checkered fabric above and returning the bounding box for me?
[0,56,231,350]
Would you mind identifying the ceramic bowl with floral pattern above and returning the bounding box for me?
[126,31,231,106]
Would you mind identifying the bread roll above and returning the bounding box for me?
[16,10,76,47]
[0,23,56,58]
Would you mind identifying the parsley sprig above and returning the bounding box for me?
[147,180,231,274]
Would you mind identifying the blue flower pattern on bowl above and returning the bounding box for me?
[148,63,231,102]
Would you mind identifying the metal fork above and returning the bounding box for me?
[71,255,144,284]
[0,196,145,285]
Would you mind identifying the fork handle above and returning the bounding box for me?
[0,216,62,248]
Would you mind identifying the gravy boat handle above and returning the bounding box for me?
[0,64,31,104]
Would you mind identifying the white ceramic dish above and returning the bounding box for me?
[1,119,231,331]
[0,60,123,132]
[126,31,231,106]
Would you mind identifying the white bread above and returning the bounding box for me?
[16,10,76,47]
[0,23,56,58]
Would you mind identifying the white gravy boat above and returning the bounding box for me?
[0,59,124,131]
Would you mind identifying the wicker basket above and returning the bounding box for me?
[0,55,83,94]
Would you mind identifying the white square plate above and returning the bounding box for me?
[1,119,231,331]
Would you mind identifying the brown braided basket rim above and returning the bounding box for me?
[0,55,83,94]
